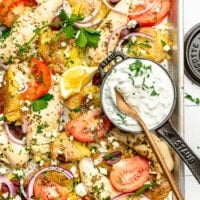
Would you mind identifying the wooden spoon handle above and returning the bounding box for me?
[129,110,183,200]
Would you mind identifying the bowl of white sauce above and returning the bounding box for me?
[99,51,176,133]
[99,51,200,182]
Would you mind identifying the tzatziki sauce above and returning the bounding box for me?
[101,58,175,132]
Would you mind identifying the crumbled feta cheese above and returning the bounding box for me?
[75,183,87,197]
[89,105,94,110]
[20,106,29,112]
[140,49,146,54]
[51,160,58,166]
[163,44,171,52]
[154,4,161,13]
[61,41,67,47]
[127,20,137,29]
[112,141,120,149]
[69,135,74,141]
[0,167,7,175]
[90,166,99,176]
[44,186,59,198]
[64,48,70,58]
[2,192,9,199]
[108,136,116,143]
[70,166,78,178]
[0,70,5,84]
[51,131,58,138]
[25,100,31,106]
[99,167,108,175]
[45,132,52,138]
[13,169,24,178]
[99,141,108,153]
[131,36,137,44]
[56,149,63,155]
[87,94,93,100]
[12,195,22,200]
[39,160,45,166]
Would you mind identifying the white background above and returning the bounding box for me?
[184,0,200,199]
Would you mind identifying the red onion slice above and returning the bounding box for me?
[0,176,17,197]
[4,123,25,146]
[74,18,102,28]
[0,63,8,70]
[77,8,99,24]
[103,0,156,16]
[16,83,28,94]
[25,166,73,199]
[116,32,153,51]
[106,25,128,55]
[22,117,29,134]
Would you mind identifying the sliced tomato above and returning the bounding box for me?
[0,0,37,27]
[21,58,51,101]
[65,108,110,142]
[110,156,150,193]
[128,0,171,27]
[34,174,68,200]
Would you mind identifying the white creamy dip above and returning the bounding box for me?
[101,58,175,132]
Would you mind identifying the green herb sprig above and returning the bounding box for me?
[185,93,200,105]
[17,9,100,57]
[31,93,54,112]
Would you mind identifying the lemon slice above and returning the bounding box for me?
[60,66,98,99]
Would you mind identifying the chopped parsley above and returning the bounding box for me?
[73,107,81,113]
[128,60,159,96]
[36,122,48,134]
[31,93,54,112]
[134,182,156,197]
[116,113,126,124]
[0,28,11,42]
[161,39,167,47]
[129,59,152,77]
[0,115,6,121]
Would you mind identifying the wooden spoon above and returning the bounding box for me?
[115,88,183,200]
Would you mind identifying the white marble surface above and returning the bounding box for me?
[184,0,200,199]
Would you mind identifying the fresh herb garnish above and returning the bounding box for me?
[36,122,48,134]
[129,60,152,77]
[0,115,6,121]
[161,39,167,47]
[31,93,54,112]
[139,42,152,48]
[17,10,100,56]
[0,28,11,41]
[116,113,126,124]
[73,107,81,113]
[185,93,200,105]
[134,182,156,197]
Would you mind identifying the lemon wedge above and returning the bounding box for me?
[60,66,98,99]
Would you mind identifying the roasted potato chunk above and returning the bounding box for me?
[3,68,22,123]
[145,178,171,200]
[51,132,91,161]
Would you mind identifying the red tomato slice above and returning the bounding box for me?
[65,108,109,142]
[128,0,171,27]
[0,0,37,27]
[34,175,68,200]
[110,156,150,193]
[21,58,51,101]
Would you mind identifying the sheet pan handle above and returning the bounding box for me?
[158,121,200,184]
